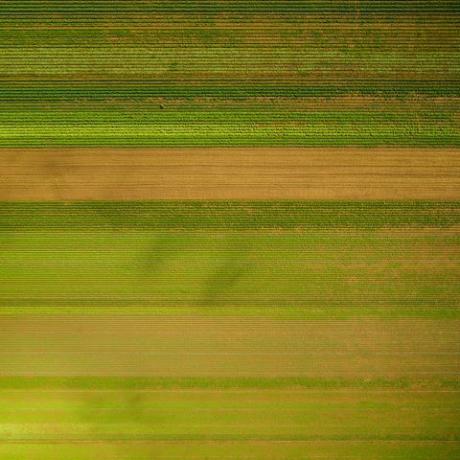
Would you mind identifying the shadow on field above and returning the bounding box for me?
[142,232,185,273]
[139,232,252,308]
[76,391,150,432]
[200,235,251,307]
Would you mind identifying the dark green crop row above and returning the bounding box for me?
[1,201,458,230]
[1,1,459,16]
[0,376,458,390]
[1,85,459,99]
[1,136,457,148]
[0,110,452,123]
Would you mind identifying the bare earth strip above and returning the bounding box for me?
[0,147,459,200]
[1,316,458,378]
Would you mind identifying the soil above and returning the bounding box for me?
[1,147,459,201]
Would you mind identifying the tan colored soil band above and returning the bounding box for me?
[1,147,459,201]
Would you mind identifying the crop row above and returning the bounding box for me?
[1,201,458,230]
[0,110,452,122]
[1,0,459,15]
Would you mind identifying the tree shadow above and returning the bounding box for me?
[200,234,251,308]
[142,232,184,273]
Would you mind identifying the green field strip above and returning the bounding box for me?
[1,376,459,390]
[0,1,458,147]
[0,137,457,148]
[1,96,456,143]
[0,111,454,123]
[0,226,458,318]
[1,201,459,230]
[1,307,458,319]
[0,1,458,15]
[2,85,458,99]
[0,109,457,147]
[0,385,458,443]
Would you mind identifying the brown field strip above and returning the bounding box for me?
[1,316,458,378]
[1,147,459,201]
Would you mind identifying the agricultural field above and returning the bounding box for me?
[1,148,460,200]
[1,201,459,459]
[0,1,459,459]
[0,1,459,146]
[0,202,459,319]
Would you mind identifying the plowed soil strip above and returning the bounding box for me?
[1,147,459,200]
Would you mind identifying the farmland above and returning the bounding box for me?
[0,380,459,459]
[0,102,458,147]
[1,1,459,459]
[0,211,459,318]
[1,201,459,458]
[1,148,460,200]
[0,1,458,146]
